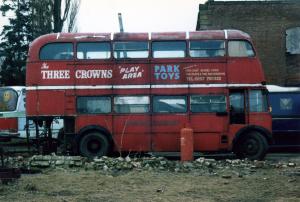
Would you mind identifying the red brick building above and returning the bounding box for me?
[197,0,300,86]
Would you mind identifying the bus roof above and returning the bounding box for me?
[28,29,251,61]
[29,29,251,47]
[267,85,300,92]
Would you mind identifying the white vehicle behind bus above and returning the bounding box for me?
[0,86,62,139]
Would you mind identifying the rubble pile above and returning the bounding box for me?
[4,154,298,176]
[5,155,86,169]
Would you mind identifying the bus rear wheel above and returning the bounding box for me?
[235,131,268,160]
[79,132,110,158]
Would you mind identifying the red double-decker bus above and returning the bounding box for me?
[26,30,272,159]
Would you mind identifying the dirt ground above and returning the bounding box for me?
[0,154,299,202]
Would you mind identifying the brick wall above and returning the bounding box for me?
[197,0,300,86]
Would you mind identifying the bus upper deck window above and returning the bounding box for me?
[40,43,73,60]
[190,40,225,58]
[113,41,148,59]
[77,42,111,59]
[152,41,186,58]
[228,40,255,57]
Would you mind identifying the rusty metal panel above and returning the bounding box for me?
[151,32,186,40]
[113,32,148,41]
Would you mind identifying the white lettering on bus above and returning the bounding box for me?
[119,66,143,80]
[41,70,70,79]
[75,69,113,79]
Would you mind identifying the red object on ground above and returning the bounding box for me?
[180,127,194,161]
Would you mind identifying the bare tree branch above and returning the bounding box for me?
[62,0,70,22]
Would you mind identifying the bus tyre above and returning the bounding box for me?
[235,131,268,160]
[79,132,110,158]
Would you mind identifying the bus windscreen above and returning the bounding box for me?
[0,88,18,112]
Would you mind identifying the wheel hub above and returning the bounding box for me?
[87,140,101,153]
[245,139,258,154]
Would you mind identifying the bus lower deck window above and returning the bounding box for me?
[114,96,150,113]
[190,95,226,112]
[249,90,268,112]
[153,96,187,113]
[77,96,111,114]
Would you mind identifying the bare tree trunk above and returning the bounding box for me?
[67,0,80,33]
[53,0,71,32]
[32,0,79,34]
[53,0,61,32]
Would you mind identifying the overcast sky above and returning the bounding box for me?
[1,0,257,34]
[0,0,206,34]
[77,0,206,33]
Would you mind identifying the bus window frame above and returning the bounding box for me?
[113,95,150,114]
[227,39,256,58]
[190,94,227,113]
[188,40,226,58]
[39,42,75,61]
[76,96,112,114]
[151,40,188,59]
[152,95,188,114]
[249,89,269,112]
[76,41,112,60]
[113,41,150,60]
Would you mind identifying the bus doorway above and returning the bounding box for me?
[229,89,270,160]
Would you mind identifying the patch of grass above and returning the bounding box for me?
[24,183,38,192]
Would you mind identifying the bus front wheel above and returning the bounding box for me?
[79,132,110,158]
[235,131,268,160]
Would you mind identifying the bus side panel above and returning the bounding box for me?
[151,114,188,151]
[114,63,150,85]
[37,90,65,115]
[190,114,227,151]
[194,133,220,151]
[190,114,227,132]
[26,62,43,86]
[76,115,112,132]
[113,115,151,151]
[249,112,272,132]
[27,62,75,86]
[26,90,38,116]
[227,58,265,84]
[228,124,247,148]
[113,133,151,152]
